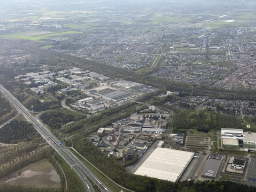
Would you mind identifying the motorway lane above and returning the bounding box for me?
[61,146,110,192]
[0,84,111,192]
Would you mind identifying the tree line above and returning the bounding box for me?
[61,102,147,134]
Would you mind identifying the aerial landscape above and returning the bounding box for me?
[1,0,256,191]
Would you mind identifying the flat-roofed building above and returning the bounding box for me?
[97,128,105,136]
[221,128,243,140]
[232,157,246,170]
[141,118,166,133]
[134,148,194,182]
[244,131,256,148]
[222,138,239,146]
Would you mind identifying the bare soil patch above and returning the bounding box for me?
[0,158,61,188]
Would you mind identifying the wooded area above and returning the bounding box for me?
[172,109,244,132]
[25,98,61,112]
[0,93,17,125]
[0,119,37,143]
[40,108,84,130]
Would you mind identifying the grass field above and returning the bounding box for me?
[64,23,89,30]
[204,21,242,28]
[236,12,256,19]
[41,45,54,49]
[220,172,244,183]
[151,14,191,24]
[176,47,190,51]
[2,31,82,41]
[222,145,239,150]
[0,158,61,189]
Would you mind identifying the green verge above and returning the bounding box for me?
[41,45,54,49]
[69,148,128,192]
[53,152,86,192]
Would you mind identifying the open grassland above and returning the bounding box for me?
[2,31,82,41]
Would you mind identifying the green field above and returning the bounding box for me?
[64,23,89,30]
[236,12,256,19]
[176,47,190,51]
[151,14,191,24]
[2,31,82,41]
[204,21,242,28]
[41,45,54,49]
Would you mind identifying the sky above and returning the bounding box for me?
[1,0,255,10]
[1,0,254,4]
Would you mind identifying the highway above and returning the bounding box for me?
[0,84,111,192]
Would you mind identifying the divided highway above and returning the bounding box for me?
[0,84,111,192]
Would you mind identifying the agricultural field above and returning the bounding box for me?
[185,136,211,150]
[3,31,82,41]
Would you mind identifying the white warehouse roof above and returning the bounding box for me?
[134,148,194,182]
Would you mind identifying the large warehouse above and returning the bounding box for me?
[134,148,194,182]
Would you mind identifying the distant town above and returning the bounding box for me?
[1,1,256,192]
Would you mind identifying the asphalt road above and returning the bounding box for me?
[179,152,205,181]
[0,111,20,129]
[0,84,111,192]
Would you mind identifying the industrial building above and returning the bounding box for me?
[141,118,166,133]
[221,128,243,147]
[124,122,142,132]
[201,154,223,178]
[243,131,256,148]
[97,128,105,136]
[171,133,185,144]
[157,140,164,148]
[231,156,246,170]
[134,148,194,182]
[226,156,246,174]
[221,128,243,140]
